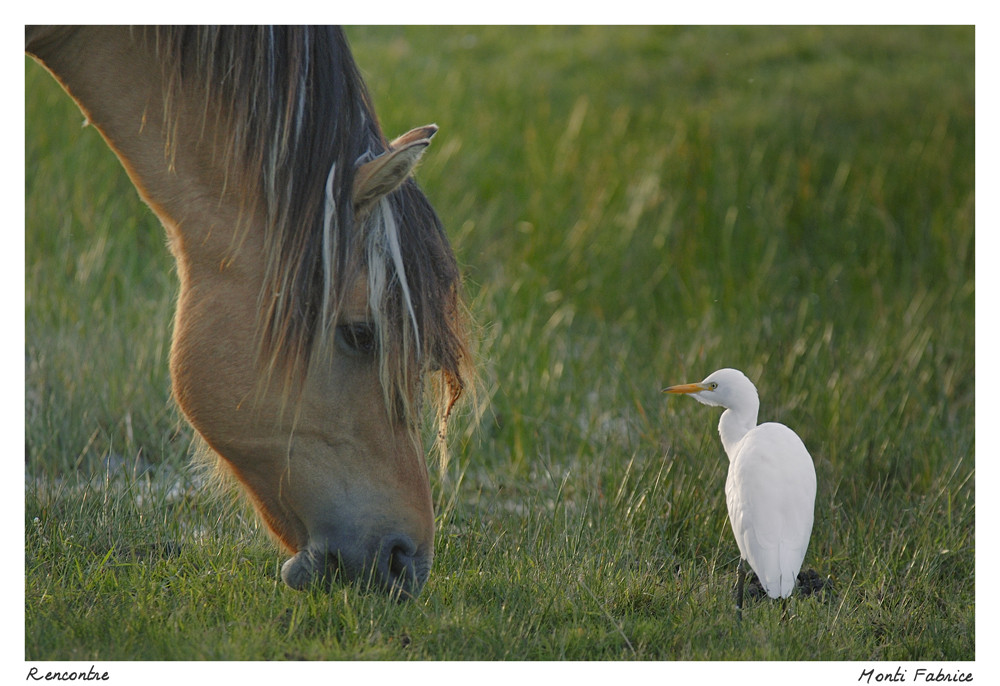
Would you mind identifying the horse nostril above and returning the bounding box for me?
[379,535,423,598]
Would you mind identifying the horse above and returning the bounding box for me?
[25,26,472,599]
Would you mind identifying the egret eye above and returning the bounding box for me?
[709,382,719,390]
[336,322,377,357]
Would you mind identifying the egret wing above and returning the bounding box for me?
[726,423,816,599]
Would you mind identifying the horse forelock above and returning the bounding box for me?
[143,26,470,449]
[364,180,473,455]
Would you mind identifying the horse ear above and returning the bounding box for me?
[353,124,438,217]
[389,123,438,149]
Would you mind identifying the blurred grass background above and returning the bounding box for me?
[25,26,973,660]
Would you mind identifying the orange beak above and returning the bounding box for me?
[662,382,710,395]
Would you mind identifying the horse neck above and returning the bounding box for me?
[27,26,260,277]
[28,26,277,453]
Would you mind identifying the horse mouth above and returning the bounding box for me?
[279,537,430,599]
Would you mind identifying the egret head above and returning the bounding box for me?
[662,368,759,412]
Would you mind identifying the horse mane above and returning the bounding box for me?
[142,26,470,452]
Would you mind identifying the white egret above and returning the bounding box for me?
[663,368,816,618]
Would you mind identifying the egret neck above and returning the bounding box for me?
[718,401,758,460]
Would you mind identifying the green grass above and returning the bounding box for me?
[25,26,974,661]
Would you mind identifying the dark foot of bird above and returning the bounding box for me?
[744,568,834,601]
[796,568,834,597]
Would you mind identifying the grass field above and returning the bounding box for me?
[25,26,974,663]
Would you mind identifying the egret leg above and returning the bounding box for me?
[734,558,746,622]
[780,597,789,622]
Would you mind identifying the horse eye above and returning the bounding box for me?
[336,322,377,357]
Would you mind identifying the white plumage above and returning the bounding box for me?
[664,368,817,607]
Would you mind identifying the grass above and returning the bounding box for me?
[25,26,974,661]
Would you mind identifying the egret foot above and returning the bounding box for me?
[734,558,746,622]
[796,568,833,597]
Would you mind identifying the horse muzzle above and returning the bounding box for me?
[279,533,432,599]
